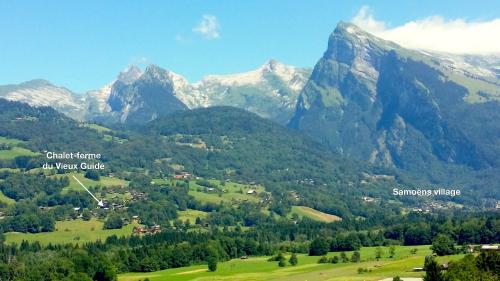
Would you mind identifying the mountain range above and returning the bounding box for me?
[0,60,310,125]
[1,21,499,190]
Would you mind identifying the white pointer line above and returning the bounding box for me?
[72,175,104,207]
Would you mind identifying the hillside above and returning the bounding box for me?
[0,99,401,218]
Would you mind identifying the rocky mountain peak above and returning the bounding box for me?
[117,65,143,85]
[142,65,187,86]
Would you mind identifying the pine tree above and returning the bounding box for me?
[208,256,217,272]
[289,253,298,266]
[424,256,443,281]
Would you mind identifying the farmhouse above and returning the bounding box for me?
[362,196,375,202]
[481,245,499,252]
[247,189,257,195]
[173,172,192,180]
[412,267,424,272]
[133,225,161,235]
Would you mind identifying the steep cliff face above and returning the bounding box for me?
[105,65,188,124]
[290,22,500,173]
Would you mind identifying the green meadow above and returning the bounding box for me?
[177,209,208,224]
[289,206,342,223]
[0,136,38,160]
[0,136,23,145]
[0,190,15,205]
[82,123,112,133]
[187,180,265,205]
[0,147,38,160]
[119,245,463,281]
[51,172,129,193]
[5,219,139,246]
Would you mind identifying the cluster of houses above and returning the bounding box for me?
[132,224,162,235]
[296,178,315,185]
[360,173,395,185]
[411,201,461,213]
[173,172,192,180]
[129,190,147,201]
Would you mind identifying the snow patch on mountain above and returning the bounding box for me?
[1,81,82,111]
[198,60,306,89]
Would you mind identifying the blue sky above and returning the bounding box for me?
[0,0,499,92]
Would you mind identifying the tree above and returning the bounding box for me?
[476,251,500,276]
[140,257,159,272]
[431,234,456,256]
[375,247,383,260]
[424,256,443,281]
[318,256,329,263]
[195,217,202,225]
[67,272,93,281]
[270,252,285,262]
[289,253,298,266]
[340,252,348,263]
[331,256,339,263]
[208,256,217,272]
[393,277,401,281]
[207,246,218,272]
[104,213,123,229]
[93,255,117,281]
[84,170,100,181]
[351,251,360,263]
[278,259,286,267]
[309,237,329,256]
[444,253,499,281]
[389,245,396,258]
[82,209,92,221]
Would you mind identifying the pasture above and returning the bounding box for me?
[119,245,463,281]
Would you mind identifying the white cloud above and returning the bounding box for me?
[351,6,500,55]
[193,14,220,40]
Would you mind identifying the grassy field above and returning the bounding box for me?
[52,172,129,193]
[5,219,139,245]
[0,167,20,172]
[187,180,266,205]
[0,136,38,160]
[0,136,23,145]
[177,209,208,224]
[119,245,463,281]
[0,147,38,160]
[0,190,15,205]
[82,123,112,133]
[289,206,342,222]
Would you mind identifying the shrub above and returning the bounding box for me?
[318,256,329,263]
